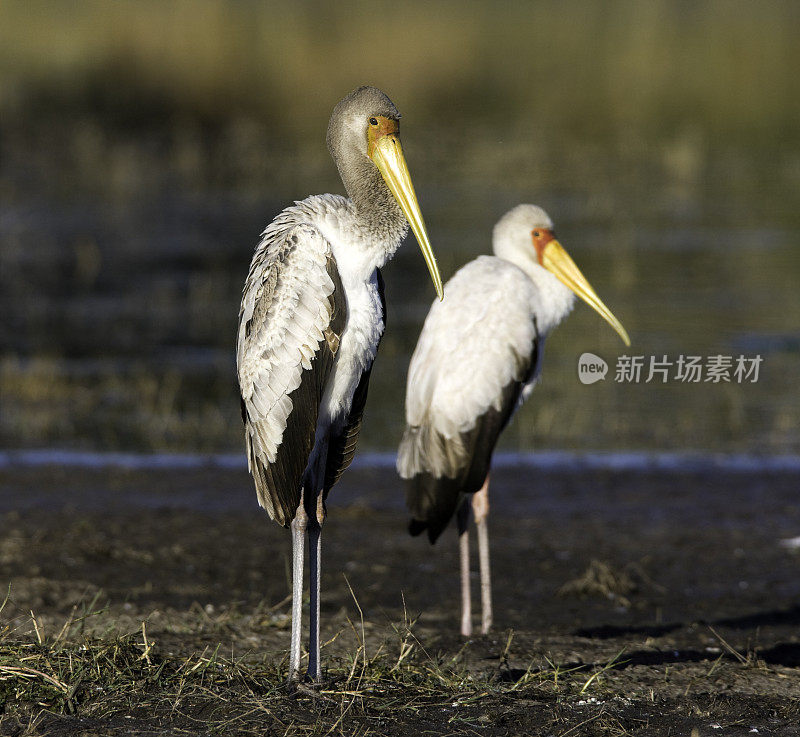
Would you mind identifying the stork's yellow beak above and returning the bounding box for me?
[541,239,630,346]
[368,119,443,300]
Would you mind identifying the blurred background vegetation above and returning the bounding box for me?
[0,0,798,454]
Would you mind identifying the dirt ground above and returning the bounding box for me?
[2,462,800,735]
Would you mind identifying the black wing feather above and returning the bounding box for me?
[406,328,540,543]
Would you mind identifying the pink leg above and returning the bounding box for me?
[456,499,472,637]
[472,475,492,634]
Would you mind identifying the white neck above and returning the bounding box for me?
[306,194,406,286]
[506,255,576,336]
[490,204,576,336]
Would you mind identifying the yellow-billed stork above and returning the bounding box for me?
[237,86,443,681]
[397,204,628,636]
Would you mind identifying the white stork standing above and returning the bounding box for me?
[237,86,443,682]
[397,204,629,637]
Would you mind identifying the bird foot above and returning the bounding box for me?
[286,672,330,698]
[287,677,332,699]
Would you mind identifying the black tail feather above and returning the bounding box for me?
[408,518,428,537]
[405,473,464,544]
[403,377,526,544]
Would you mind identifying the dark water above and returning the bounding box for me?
[2,449,800,515]
[1,116,798,455]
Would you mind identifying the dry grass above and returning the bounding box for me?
[0,597,618,737]
[4,477,800,735]
[558,560,638,609]
[2,594,793,736]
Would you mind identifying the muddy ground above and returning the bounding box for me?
[1,462,800,735]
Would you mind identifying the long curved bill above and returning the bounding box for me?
[541,240,631,346]
[369,134,444,300]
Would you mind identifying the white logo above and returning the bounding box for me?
[578,352,608,384]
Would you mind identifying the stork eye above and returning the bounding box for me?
[369,117,378,126]
[533,231,541,238]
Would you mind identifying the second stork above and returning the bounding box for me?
[397,204,629,636]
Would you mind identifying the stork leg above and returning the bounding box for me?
[307,493,325,682]
[288,499,308,682]
[456,498,472,637]
[472,475,492,635]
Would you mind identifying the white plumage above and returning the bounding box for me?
[398,204,628,637]
[398,255,567,479]
[398,206,576,484]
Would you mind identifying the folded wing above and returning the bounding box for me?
[237,211,346,526]
[398,257,541,541]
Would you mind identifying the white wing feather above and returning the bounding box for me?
[398,256,540,478]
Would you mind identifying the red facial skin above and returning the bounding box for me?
[367,115,400,158]
[531,228,555,265]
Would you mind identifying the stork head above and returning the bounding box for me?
[326,86,443,300]
[493,204,630,346]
